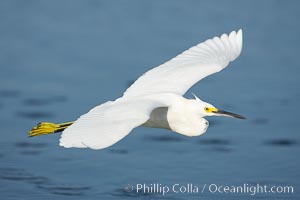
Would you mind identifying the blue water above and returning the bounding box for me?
[0,0,299,199]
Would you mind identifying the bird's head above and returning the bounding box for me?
[192,93,246,119]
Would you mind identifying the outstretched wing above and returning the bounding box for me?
[59,98,168,150]
[123,30,243,98]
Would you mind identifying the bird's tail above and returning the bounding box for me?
[29,122,74,137]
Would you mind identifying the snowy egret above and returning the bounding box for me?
[29,29,245,150]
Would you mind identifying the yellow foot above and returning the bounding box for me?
[29,122,74,137]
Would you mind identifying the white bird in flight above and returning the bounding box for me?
[29,29,245,150]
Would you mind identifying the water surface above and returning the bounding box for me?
[0,0,299,199]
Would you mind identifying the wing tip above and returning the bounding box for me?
[228,28,243,60]
[237,28,243,35]
[236,28,243,56]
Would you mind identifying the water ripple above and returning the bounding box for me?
[144,135,184,142]
[108,149,129,154]
[198,138,231,145]
[16,111,55,119]
[264,139,297,147]
[0,168,49,184]
[15,141,48,149]
[38,183,90,196]
[0,89,20,98]
[22,95,67,106]
[0,167,91,196]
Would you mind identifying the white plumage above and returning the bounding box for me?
[60,30,244,150]
[123,30,242,97]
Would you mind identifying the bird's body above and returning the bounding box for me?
[142,93,209,136]
[29,29,245,150]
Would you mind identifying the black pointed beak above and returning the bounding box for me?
[212,109,246,119]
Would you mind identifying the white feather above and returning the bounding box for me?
[60,30,243,150]
[123,29,242,97]
[60,94,174,149]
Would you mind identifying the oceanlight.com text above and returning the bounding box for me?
[123,183,294,196]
